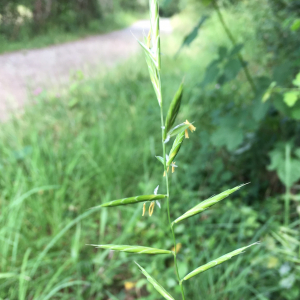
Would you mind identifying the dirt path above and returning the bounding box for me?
[0,19,172,119]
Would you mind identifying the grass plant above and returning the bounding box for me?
[89,1,260,299]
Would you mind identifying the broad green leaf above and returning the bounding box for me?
[167,122,190,139]
[229,43,244,57]
[89,244,172,255]
[202,61,220,86]
[91,194,166,209]
[283,91,299,107]
[173,184,247,224]
[268,144,300,187]
[210,125,243,151]
[167,131,185,167]
[155,156,164,165]
[182,242,259,281]
[291,107,300,120]
[292,72,300,87]
[164,83,183,139]
[223,58,243,82]
[135,262,175,300]
[176,15,208,56]
[218,46,228,60]
[290,18,300,31]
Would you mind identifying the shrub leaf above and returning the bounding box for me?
[135,262,175,300]
[173,184,248,224]
[89,244,172,255]
[183,242,260,281]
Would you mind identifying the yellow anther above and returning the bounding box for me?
[149,201,155,216]
[163,167,170,177]
[184,120,196,132]
[147,30,151,49]
[185,129,189,139]
[142,203,146,216]
[172,162,176,173]
[171,243,182,254]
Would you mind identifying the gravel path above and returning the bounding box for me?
[0,19,172,119]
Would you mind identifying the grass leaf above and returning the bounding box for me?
[156,156,164,164]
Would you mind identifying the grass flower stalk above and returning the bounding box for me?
[89,1,259,299]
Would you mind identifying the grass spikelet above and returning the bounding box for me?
[89,244,172,255]
[182,242,260,281]
[135,262,175,300]
[167,131,185,167]
[91,194,166,209]
[164,83,183,139]
[173,184,248,224]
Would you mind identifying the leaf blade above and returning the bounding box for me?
[155,156,164,165]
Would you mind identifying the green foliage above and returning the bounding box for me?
[201,44,245,87]
[176,15,208,56]
[268,143,300,188]
[0,1,144,53]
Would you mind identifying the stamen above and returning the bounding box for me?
[185,129,189,139]
[172,162,176,173]
[184,120,196,133]
[142,203,146,216]
[149,202,155,216]
[189,124,196,132]
[163,167,170,177]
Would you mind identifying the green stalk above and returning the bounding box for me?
[212,0,256,93]
[284,144,291,226]
[159,75,186,300]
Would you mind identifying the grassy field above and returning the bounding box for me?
[1,2,299,299]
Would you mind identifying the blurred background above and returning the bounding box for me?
[0,0,300,299]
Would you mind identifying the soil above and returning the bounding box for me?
[0,19,172,119]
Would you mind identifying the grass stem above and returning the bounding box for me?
[159,76,186,300]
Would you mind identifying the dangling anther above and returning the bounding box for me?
[149,201,155,216]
